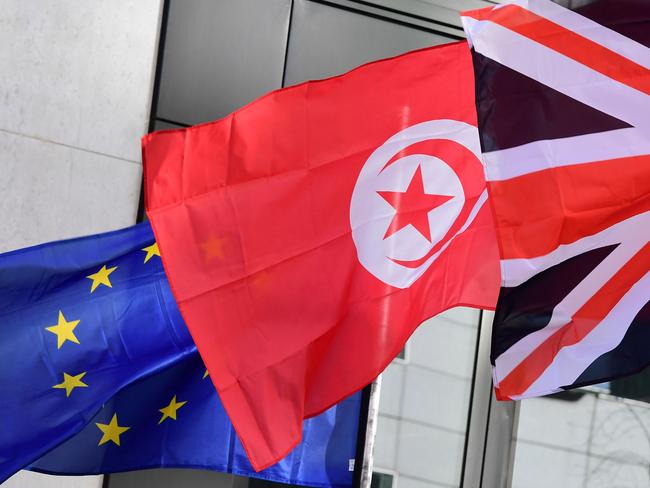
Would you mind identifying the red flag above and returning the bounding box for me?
[142,41,499,470]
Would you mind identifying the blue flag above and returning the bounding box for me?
[0,223,360,486]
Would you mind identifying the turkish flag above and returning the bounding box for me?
[142,41,499,470]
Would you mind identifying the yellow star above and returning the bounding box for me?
[96,413,130,446]
[52,372,87,397]
[86,264,117,293]
[158,395,187,424]
[45,311,80,349]
[199,236,225,263]
[142,242,160,263]
[250,270,272,290]
[202,369,209,379]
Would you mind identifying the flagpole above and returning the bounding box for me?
[352,376,382,488]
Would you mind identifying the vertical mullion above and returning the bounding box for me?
[461,311,498,487]
[480,392,519,487]
[281,0,295,88]
[136,0,171,223]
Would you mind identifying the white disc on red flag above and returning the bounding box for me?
[350,119,486,289]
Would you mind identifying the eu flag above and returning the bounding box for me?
[0,223,360,486]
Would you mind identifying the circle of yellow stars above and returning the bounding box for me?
[42,241,205,447]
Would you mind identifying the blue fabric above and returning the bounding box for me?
[0,223,360,486]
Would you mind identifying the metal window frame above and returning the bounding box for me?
[303,0,465,39]
[461,311,519,488]
[345,0,502,30]
[392,343,410,365]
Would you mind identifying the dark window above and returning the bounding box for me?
[371,471,395,488]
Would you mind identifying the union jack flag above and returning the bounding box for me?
[462,0,650,399]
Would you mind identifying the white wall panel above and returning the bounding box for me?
[374,416,400,471]
[397,421,465,486]
[378,363,406,418]
[0,131,142,253]
[510,442,588,488]
[410,309,479,379]
[402,367,471,434]
[514,394,596,452]
[3,472,103,488]
[511,393,650,487]
[0,0,162,162]
[0,0,162,486]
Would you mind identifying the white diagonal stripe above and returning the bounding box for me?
[501,211,650,287]
[514,0,650,69]
[482,127,650,181]
[494,226,648,382]
[462,16,650,128]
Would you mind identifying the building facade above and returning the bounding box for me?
[3,1,650,487]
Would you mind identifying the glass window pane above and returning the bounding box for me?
[510,378,650,487]
[284,0,456,86]
[609,369,650,402]
[375,308,480,488]
[157,0,291,125]
[395,347,406,361]
[372,471,395,488]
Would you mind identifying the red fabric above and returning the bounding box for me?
[142,41,499,471]
[488,155,650,259]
